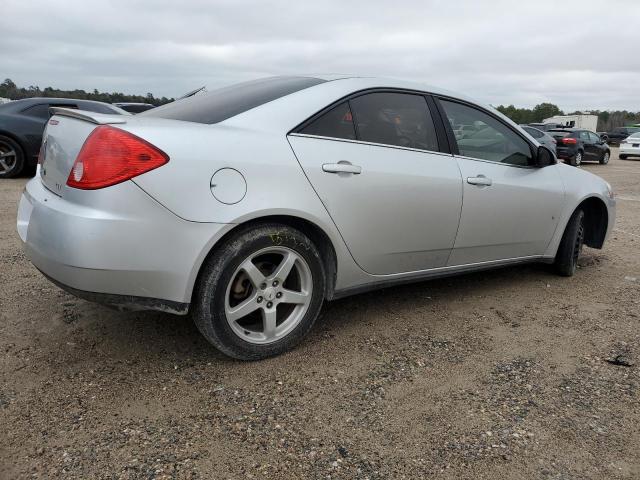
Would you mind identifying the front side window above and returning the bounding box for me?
[440,100,532,166]
[349,93,439,151]
[300,102,355,140]
[588,132,600,143]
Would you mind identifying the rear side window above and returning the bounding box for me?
[141,76,326,124]
[349,92,439,151]
[579,131,590,142]
[300,102,356,140]
[440,100,532,166]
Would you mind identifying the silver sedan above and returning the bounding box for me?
[17,76,616,360]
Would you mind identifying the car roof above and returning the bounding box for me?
[222,75,500,130]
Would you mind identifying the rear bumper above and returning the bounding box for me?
[556,146,578,160]
[17,177,230,313]
[619,146,640,157]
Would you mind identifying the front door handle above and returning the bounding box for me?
[467,175,492,186]
[322,163,362,174]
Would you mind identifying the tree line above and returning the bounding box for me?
[495,102,640,132]
[0,79,174,106]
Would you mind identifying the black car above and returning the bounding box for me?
[600,126,640,145]
[548,128,610,167]
[0,98,128,178]
[113,102,156,114]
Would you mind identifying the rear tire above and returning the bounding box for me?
[599,151,610,164]
[0,135,25,178]
[620,154,628,160]
[192,223,325,360]
[570,150,583,167]
[554,209,585,277]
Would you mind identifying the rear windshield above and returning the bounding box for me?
[548,130,573,138]
[140,76,326,124]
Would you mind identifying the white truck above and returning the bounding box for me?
[543,114,598,132]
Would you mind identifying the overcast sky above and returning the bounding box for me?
[2,0,639,111]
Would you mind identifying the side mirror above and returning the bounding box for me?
[535,145,555,167]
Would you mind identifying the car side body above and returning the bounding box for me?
[16,76,616,358]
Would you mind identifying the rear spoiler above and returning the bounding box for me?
[49,107,127,125]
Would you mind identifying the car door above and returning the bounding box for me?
[437,99,565,265]
[288,92,463,275]
[579,130,598,160]
[587,131,605,159]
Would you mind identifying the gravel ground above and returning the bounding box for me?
[1,149,639,479]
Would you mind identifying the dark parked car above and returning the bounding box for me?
[0,98,128,178]
[548,128,610,167]
[520,125,557,153]
[600,126,640,145]
[113,102,156,114]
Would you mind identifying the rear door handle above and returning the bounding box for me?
[322,163,362,174]
[467,175,492,186]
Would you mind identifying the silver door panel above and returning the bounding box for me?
[449,157,565,265]
[289,135,463,275]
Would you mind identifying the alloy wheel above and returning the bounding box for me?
[602,152,610,164]
[224,246,313,344]
[0,141,17,174]
[575,152,582,166]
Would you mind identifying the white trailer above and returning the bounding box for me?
[543,114,598,131]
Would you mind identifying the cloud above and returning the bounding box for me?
[1,0,638,110]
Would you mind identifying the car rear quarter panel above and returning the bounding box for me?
[126,119,367,292]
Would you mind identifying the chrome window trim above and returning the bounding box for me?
[287,132,454,159]
[452,154,539,170]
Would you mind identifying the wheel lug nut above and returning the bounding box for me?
[276,292,282,298]
[260,283,267,290]
[257,296,263,303]
[272,280,279,287]
[266,301,273,308]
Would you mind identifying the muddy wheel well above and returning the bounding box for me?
[195,215,337,301]
[578,197,608,249]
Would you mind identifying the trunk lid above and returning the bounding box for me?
[40,108,127,196]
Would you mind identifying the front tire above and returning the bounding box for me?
[0,135,25,178]
[192,224,325,360]
[570,150,583,167]
[599,151,610,164]
[554,209,585,277]
[620,154,628,160]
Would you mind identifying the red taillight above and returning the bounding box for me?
[561,137,577,144]
[67,125,168,190]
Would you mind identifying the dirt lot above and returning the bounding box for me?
[1,149,639,479]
